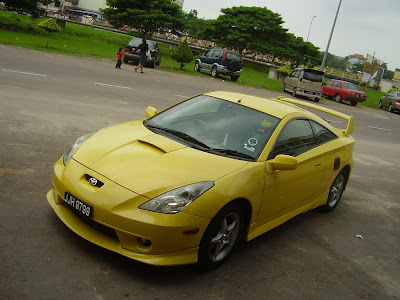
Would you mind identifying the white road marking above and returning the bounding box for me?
[369,114,389,120]
[2,68,47,77]
[95,82,131,89]
[175,94,188,98]
[368,126,392,132]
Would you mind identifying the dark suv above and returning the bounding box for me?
[194,48,242,81]
[123,38,162,68]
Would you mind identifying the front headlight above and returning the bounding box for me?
[139,182,215,214]
[63,132,96,165]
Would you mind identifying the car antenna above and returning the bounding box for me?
[237,86,262,103]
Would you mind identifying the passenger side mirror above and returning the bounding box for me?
[267,154,298,173]
[145,106,158,118]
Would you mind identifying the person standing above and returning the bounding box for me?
[115,47,123,69]
[134,39,149,73]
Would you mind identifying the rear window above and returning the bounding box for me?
[226,52,241,61]
[303,71,323,82]
[344,83,360,91]
[128,39,156,50]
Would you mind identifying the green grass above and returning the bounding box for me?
[0,10,383,107]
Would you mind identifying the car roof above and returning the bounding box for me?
[204,91,305,119]
[210,48,239,54]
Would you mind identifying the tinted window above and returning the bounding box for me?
[310,121,338,145]
[333,82,341,88]
[270,119,316,159]
[213,51,222,58]
[206,50,214,57]
[326,80,334,86]
[344,82,360,91]
[147,96,280,161]
[226,52,240,61]
[303,71,323,82]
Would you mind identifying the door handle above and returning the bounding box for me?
[315,163,322,167]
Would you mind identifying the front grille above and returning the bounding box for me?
[68,206,119,241]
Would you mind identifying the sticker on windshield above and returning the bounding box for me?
[243,143,255,152]
[260,119,274,128]
[248,137,258,146]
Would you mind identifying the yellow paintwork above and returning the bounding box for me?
[47,91,354,266]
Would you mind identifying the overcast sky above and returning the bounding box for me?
[182,0,399,71]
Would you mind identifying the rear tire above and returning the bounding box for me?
[314,97,320,103]
[211,66,219,78]
[198,203,244,270]
[282,83,286,92]
[389,104,393,113]
[319,169,347,212]
[335,94,342,103]
[231,75,239,82]
[123,57,128,64]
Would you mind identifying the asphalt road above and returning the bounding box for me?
[1,44,399,299]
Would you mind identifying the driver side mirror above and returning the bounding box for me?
[267,154,298,173]
[145,106,158,118]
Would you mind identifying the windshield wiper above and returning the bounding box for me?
[208,148,254,160]
[144,122,211,149]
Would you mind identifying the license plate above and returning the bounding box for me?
[64,192,93,218]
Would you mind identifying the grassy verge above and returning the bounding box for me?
[0,10,384,107]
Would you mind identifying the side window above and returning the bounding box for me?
[206,50,214,57]
[389,92,395,97]
[289,71,296,77]
[326,81,333,86]
[214,51,222,58]
[310,121,338,145]
[333,82,341,88]
[270,119,317,159]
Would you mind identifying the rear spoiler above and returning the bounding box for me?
[275,96,354,136]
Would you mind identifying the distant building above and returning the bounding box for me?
[172,0,184,7]
[393,68,400,83]
[348,54,365,65]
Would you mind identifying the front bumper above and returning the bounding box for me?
[346,95,366,102]
[47,158,210,266]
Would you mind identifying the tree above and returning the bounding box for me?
[199,6,287,54]
[102,0,185,38]
[38,18,61,48]
[3,0,54,19]
[171,39,193,69]
[183,9,206,37]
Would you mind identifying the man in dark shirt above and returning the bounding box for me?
[135,39,149,73]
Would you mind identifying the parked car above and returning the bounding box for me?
[283,68,324,102]
[47,91,354,269]
[379,91,400,113]
[194,48,242,81]
[322,79,367,106]
[123,38,162,68]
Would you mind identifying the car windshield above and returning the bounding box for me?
[344,82,361,91]
[144,95,280,161]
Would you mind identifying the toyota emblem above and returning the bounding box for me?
[89,177,98,186]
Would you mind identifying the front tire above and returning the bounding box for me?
[198,203,244,270]
[389,104,393,113]
[194,61,201,72]
[292,88,297,98]
[379,100,383,108]
[350,101,357,106]
[319,169,347,212]
[282,83,286,92]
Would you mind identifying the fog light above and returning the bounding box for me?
[138,238,151,246]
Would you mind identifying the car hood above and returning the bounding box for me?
[72,120,248,197]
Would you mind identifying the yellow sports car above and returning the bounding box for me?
[47,91,354,269]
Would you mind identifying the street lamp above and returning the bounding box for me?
[307,16,316,42]
[320,0,343,71]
